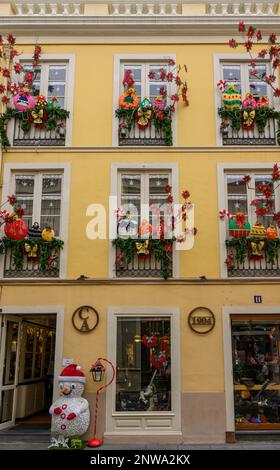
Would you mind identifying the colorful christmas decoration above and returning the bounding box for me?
[150,350,168,369]
[13,91,36,111]
[24,242,39,258]
[4,218,28,240]
[242,93,257,109]
[42,225,55,242]
[249,239,266,258]
[142,333,158,349]
[229,213,251,238]
[266,224,278,239]
[222,84,242,111]
[138,220,153,238]
[135,239,150,256]
[250,222,267,238]
[118,88,139,109]
[152,96,165,110]
[135,97,153,129]
[49,364,90,441]
[28,222,42,238]
[257,96,269,108]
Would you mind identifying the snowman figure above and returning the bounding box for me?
[49,364,90,438]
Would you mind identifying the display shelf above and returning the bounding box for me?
[234,383,280,391]
[236,423,280,430]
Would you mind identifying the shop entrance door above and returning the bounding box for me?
[0,316,21,430]
[232,315,280,431]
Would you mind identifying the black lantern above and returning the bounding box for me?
[90,359,106,382]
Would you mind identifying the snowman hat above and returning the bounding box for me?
[58,364,86,383]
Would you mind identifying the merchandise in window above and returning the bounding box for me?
[116,317,171,412]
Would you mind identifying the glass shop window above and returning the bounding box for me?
[232,318,280,429]
[116,317,171,412]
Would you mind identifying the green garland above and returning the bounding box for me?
[112,237,175,280]
[115,107,173,146]
[0,237,64,271]
[218,107,280,143]
[0,105,70,149]
[226,237,280,265]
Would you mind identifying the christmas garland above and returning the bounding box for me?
[115,107,173,146]
[112,237,174,280]
[0,104,70,149]
[218,107,280,143]
[0,237,64,271]
[226,237,280,265]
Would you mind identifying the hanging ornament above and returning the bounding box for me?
[135,239,150,256]
[242,93,257,110]
[4,219,28,240]
[13,91,36,111]
[250,222,267,238]
[266,224,278,239]
[36,95,48,107]
[257,96,269,108]
[118,88,139,109]
[135,97,153,129]
[242,93,257,130]
[249,240,266,259]
[42,225,55,242]
[229,213,251,238]
[222,84,242,110]
[142,334,158,349]
[24,243,39,258]
[28,222,42,238]
[138,220,153,238]
[150,350,168,369]
[152,96,165,110]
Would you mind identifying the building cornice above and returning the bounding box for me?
[1,15,280,37]
[5,145,280,154]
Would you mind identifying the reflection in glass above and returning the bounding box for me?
[0,390,14,423]
[116,317,171,412]
[3,322,18,386]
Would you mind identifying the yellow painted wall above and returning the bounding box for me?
[1,282,280,393]
[4,151,280,279]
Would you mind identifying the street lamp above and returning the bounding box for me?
[87,357,116,448]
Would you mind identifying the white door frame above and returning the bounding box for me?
[0,306,64,429]
[0,315,22,430]
[105,306,181,437]
[223,306,280,433]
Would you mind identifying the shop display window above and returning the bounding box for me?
[232,318,280,429]
[116,317,171,412]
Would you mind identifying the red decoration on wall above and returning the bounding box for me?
[142,334,158,349]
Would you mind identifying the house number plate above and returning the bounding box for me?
[188,307,215,334]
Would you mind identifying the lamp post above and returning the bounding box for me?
[88,357,116,447]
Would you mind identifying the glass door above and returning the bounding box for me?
[0,316,21,430]
[232,316,280,431]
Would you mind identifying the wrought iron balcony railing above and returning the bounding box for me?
[222,118,277,146]
[115,245,172,277]
[118,120,166,146]
[3,247,61,278]
[226,243,280,278]
[12,118,66,146]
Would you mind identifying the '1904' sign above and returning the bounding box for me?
[188,307,215,334]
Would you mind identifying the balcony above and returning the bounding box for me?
[12,118,66,147]
[225,239,280,278]
[2,242,62,278]
[118,119,166,146]
[221,118,277,146]
[114,238,173,279]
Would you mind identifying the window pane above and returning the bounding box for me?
[48,66,66,82]
[149,174,169,196]
[15,175,34,228]
[48,66,66,102]
[227,175,248,216]
[42,175,62,194]
[41,175,62,235]
[122,65,142,96]
[116,317,171,412]
[222,65,242,94]
[15,175,34,195]
[255,175,275,228]
[3,321,19,386]
[148,65,167,81]
[121,174,141,195]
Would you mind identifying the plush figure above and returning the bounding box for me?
[13,91,36,111]
[49,364,90,438]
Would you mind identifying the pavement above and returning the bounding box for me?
[0,435,280,450]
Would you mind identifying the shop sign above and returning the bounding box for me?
[72,305,99,333]
[188,307,215,334]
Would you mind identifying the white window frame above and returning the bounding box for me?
[113,54,177,147]
[105,306,181,438]
[109,162,179,278]
[11,171,63,235]
[213,53,279,146]
[8,54,75,147]
[0,163,71,279]
[218,162,280,279]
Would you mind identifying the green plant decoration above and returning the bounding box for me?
[226,237,280,266]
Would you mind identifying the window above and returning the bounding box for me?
[221,62,271,102]
[13,172,62,235]
[116,316,171,412]
[120,62,171,103]
[118,170,171,234]
[226,171,280,229]
[19,63,67,108]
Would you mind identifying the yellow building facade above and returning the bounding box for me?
[0,0,280,444]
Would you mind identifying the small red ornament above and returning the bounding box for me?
[4,219,28,240]
[150,350,168,369]
[142,334,158,349]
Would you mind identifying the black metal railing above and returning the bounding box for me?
[13,118,66,146]
[115,246,172,277]
[3,247,60,278]
[222,118,277,146]
[118,119,166,146]
[226,245,280,277]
